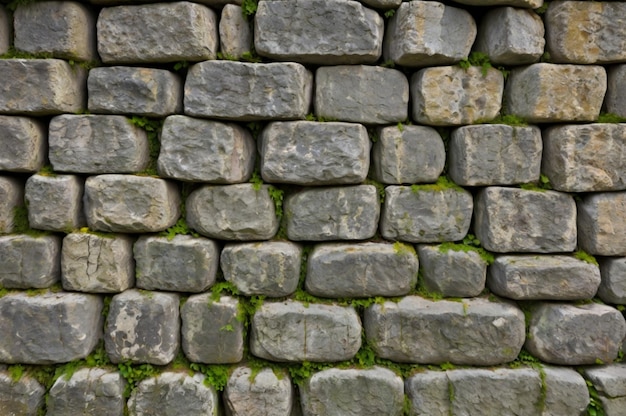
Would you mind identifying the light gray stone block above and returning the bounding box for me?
[0,6,8,55]
[598,258,626,304]
[225,366,294,416]
[0,116,46,173]
[260,121,370,185]
[0,372,45,416]
[254,0,383,65]
[452,0,542,7]
[25,174,85,232]
[584,364,626,398]
[606,65,626,118]
[219,5,252,59]
[0,234,61,289]
[601,396,626,416]
[185,61,312,121]
[578,192,626,256]
[0,176,24,234]
[405,371,450,416]
[543,366,589,416]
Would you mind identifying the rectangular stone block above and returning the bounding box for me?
[598,258,626,304]
[225,366,294,416]
[25,174,85,232]
[606,65,626,118]
[578,192,626,256]
[584,364,626,399]
[405,371,450,416]
[0,235,61,289]
[0,372,45,416]
[0,176,24,234]
[219,4,252,59]
[0,6,8,55]
[0,116,46,173]
[543,366,590,416]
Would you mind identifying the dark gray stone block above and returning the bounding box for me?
[25,174,86,232]
[0,372,45,416]
[0,116,46,173]
[0,234,61,289]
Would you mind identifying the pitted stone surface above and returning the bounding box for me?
[0,6,8,55]
[583,364,626,398]
[25,174,85,231]
[250,301,362,362]
[451,0,542,7]
[0,176,24,234]
[0,116,46,172]
[598,258,626,304]
[260,121,370,185]
[606,65,626,118]
[225,366,294,416]
[577,192,626,256]
[254,0,383,65]
[405,371,450,416]
[0,372,45,416]
[543,366,590,416]
[219,5,252,59]
[0,235,61,289]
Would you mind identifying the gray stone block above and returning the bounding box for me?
[452,0,542,7]
[0,116,46,173]
[219,5,252,59]
[598,258,626,304]
[306,242,419,298]
[134,235,219,293]
[383,1,476,67]
[84,175,180,233]
[105,289,180,365]
[0,6,8,55]
[260,121,370,185]
[0,234,61,289]
[0,372,45,416]
[285,185,380,241]
[448,124,542,186]
[525,303,626,365]
[543,366,589,416]
[606,65,626,118]
[251,301,362,362]
[584,364,626,398]
[601,396,626,416]
[186,184,279,241]
[0,291,103,364]
[474,187,577,253]
[221,241,301,297]
[25,174,86,232]
[254,0,383,65]
[578,192,626,256]
[405,371,450,416]
[411,66,504,126]
[97,2,218,63]
[225,366,294,416]
[380,185,473,243]
[185,61,312,121]
[314,65,408,124]
[0,176,24,234]
[364,296,525,365]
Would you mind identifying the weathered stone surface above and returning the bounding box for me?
[225,366,294,416]
[0,291,103,364]
[306,242,419,298]
[61,232,134,293]
[601,396,626,416]
[578,192,626,256]
[383,1,476,67]
[14,1,97,61]
[417,244,487,298]
[360,0,401,9]
[598,258,626,304]
[219,5,252,59]
[504,63,606,123]
[105,289,180,365]
[186,184,278,241]
[606,65,626,118]
[314,65,408,124]
[134,235,218,293]
[525,303,626,365]
[0,176,23,234]
[542,124,626,192]
[0,234,61,289]
[449,124,542,186]
[411,66,504,126]
[300,367,404,416]
[25,174,85,231]
[474,187,577,253]
[364,296,525,365]
[254,0,383,65]
[0,59,86,115]
[584,364,626,399]
[260,121,370,185]
[380,185,473,243]
[453,0,542,7]
[405,371,450,416]
[84,175,180,233]
[488,255,601,300]
[48,368,126,416]
[87,67,183,116]
[543,366,589,416]
[0,116,46,172]
[0,6,8,55]
[185,61,312,121]
[97,2,218,63]
[0,372,45,416]
[181,294,243,364]
[221,241,301,297]
[251,301,362,362]
[285,185,379,241]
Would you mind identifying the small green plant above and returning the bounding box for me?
[438,235,495,265]
[268,186,284,220]
[384,9,396,18]
[585,379,606,416]
[118,362,158,397]
[8,364,24,382]
[597,113,626,123]
[410,176,464,194]
[364,179,386,203]
[160,217,199,240]
[458,52,492,77]
[219,323,234,332]
[381,59,395,68]
[249,170,264,191]
[241,0,258,18]
[173,61,189,72]
[479,114,528,126]
[535,2,550,15]
[574,250,598,266]
[129,116,163,177]
[520,174,552,192]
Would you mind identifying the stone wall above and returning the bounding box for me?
[1,0,626,415]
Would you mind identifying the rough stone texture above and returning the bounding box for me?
[97,2,218,63]
[365,296,525,365]
[504,63,606,123]
[134,235,219,293]
[417,244,487,298]
[87,67,183,116]
[25,174,85,231]
[14,1,97,61]
[543,366,589,416]
[411,66,504,126]
[578,192,626,256]
[0,116,46,172]
[383,1,476,67]
[254,0,383,65]
[225,366,294,416]
[584,364,626,398]
[380,185,473,243]
[185,61,312,121]
[451,0,542,7]
[84,175,180,233]
[0,6,8,55]
[47,368,126,416]
[525,303,626,365]
[0,176,24,234]
[0,234,61,289]
[488,255,601,301]
[221,241,301,297]
[105,289,180,365]
[405,371,450,416]
[360,0,401,9]
[251,301,362,362]
[606,65,626,118]
[285,185,380,241]
[0,59,86,115]
[300,367,404,416]
[314,65,408,124]
[542,124,626,192]
[219,5,252,59]
[0,291,103,364]
[61,232,134,293]
[473,7,544,65]
[186,184,279,241]
[448,124,542,186]
[305,242,419,298]
[474,187,577,253]
[598,258,626,304]
[0,372,45,416]
[260,121,370,185]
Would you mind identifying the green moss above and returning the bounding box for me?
[410,176,464,194]
[438,238,495,266]
[393,241,416,257]
[364,179,386,203]
[241,0,258,18]
[128,116,163,177]
[520,174,552,192]
[584,378,606,416]
[118,362,158,397]
[458,52,492,77]
[597,112,626,123]
[574,250,599,266]
[477,114,528,127]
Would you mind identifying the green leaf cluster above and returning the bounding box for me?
[128,116,163,177]
[458,52,492,77]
